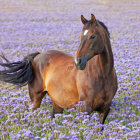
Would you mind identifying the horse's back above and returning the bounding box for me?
[32,50,74,74]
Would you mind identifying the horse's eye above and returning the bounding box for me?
[90,35,95,39]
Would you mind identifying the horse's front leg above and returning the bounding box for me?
[99,106,110,131]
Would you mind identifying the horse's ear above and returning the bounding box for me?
[91,14,97,25]
[81,15,88,25]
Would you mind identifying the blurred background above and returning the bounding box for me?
[0,0,139,139]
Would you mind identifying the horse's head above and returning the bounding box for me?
[75,14,107,70]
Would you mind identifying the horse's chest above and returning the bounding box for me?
[78,72,104,90]
[77,71,105,101]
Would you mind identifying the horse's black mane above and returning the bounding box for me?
[97,20,110,38]
[88,20,110,38]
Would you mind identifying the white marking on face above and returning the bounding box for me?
[74,57,78,64]
[83,30,88,36]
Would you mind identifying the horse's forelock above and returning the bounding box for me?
[84,20,110,38]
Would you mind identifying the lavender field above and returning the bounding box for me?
[0,0,140,139]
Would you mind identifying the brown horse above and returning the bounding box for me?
[0,14,117,128]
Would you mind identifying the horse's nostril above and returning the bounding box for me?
[78,58,81,64]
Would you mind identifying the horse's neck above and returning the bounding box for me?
[90,38,114,77]
[99,39,114,77]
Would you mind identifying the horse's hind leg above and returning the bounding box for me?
[29,89,47,110]
[51,102,64,118]
[28,81,47,110]
[82,101,93,115]
[33,91,47,110]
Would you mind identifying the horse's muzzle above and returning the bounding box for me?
[74,56,87,70]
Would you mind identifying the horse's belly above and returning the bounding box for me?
[49,89,79,108]
[44,70,79,109]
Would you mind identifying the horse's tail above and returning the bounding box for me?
[0,52,40,87]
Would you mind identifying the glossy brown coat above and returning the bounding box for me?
[28,15,118,126]
[0,14,118,128]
